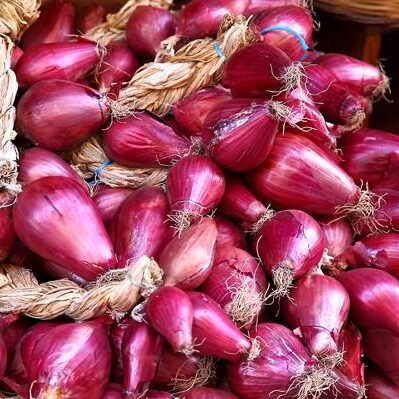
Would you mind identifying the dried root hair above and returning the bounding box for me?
[168,210,197,236]
[271,261,294,300]
[249,206,275,234]
[372,62,391,102]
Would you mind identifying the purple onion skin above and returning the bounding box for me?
[27,322,111,399]
[77,3,107,33]
[147,391,175,399]
[13,176,115,281]
[214,215,247,250]
[181,387,239,398]
[16,79,110,152]
[0,335,6,381]
[318,217,353,257]
[0,193,15,261]
[366,367,399,399]
[109,186,169,268]
[39,258,87,285]
[244,0,304,16]
[126,6,176,57]
[104,383,124,399]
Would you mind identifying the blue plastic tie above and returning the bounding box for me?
[94,159,112,176]
[213,41,224,58]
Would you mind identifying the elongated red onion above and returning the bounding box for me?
[126,6,176,57]
[93,185,133,225]
[227,322,336,399]
[322,368,366,399]
[340,128,399,191]
[317,53,389,99]
[16,79,110,152]
[16,41,100,88]
[18,147,85,188]
[181,387,239,399]
[222,42,293,98]
[339,233,399,279]
[175,0,250,41]
[245,0,306,16]
[77,3,107,33]
[219,174,269,232]
[318,218,353,258]
[281,269,349,360]
[214,216,246,249]
[366,367,399,399]
[202,99,279,172]
[0,194,15,261]
[173,86,232,137]
[247,134,359,216]
[97,41,139,94]
[147,286,193,354]
[159,218,217,290]
[26,322,111,399]
[187,291,253,361]
[13,176,115,281]
[252,5,313,60]
[336,268,399,333]
[166,155,225,231]
[21,0,75,51]
[11,46,23,69]
[303,64,367,127]
[202,244,267,329]
[122,321,163,397]
[104,383,123,399]
[109,186,168,268]
[255,209,325,297]
[103,112,190,168]
[39,258,87,285]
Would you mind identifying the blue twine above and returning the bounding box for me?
[213,41,224,58]
[94,159,112,176]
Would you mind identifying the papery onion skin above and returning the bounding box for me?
[147,286,193,354]
[214,216,247,250]
[187,291,251,361]
[336,268,399,333]
[0,194,15,261]
[365,367,399,399]
[122,321,163,397]
[340,128,399,191]
[16,41,100,88]
[77,3,107,33]
[247,133,358,215]
[281,270,350,358]
[173,86,232,137]
[109,186,168,268]
[318,218,353,258]
[27,322,111,399]
[126,6,176,57]
[16,79,110,152]
[252,5,313,61]
[103,112,190,168]
[245,0,305,16]
[159,218,217,290]
[181,387,239,399]
[13,176,115,281]
[21,0,75,51]
[202,244,267,329]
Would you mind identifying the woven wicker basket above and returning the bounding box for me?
[315,0,399,25]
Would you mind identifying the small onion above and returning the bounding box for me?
[366,367,399,399]
[77,3,107,33]
[0,193,15,261]
[214,215,247,250]
[245,0,305,16]
[181,387,239,399]
[318,218,353,258]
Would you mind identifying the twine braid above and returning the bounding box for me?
[0,257,163,320]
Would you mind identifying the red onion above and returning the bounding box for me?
[187,291,253,361]
[173,86,232,137]
[340,128,399,191]
[16,79,110,152]
[16,41,100,88]
[104,383,124,399]
[281,269,349,360]
[103,112,190,168]
[147,391,175,399]
[26,322,111,399]
[252,5,313,61]
[97,41,139,95]
[181,387,239,398]
[147,286,194,354]
[222,42,293,98]
[318,218,353,258]
[246,134,360,216]
[109,186,168,267]
[316,53,389,99]
[122,321,163,397]
[303,64,367,127]
[13,176,115,281]
[245,0,306,16]
[126,6,176,57]
[366,367,399,399]
[93,185,133,225]
[176,0,250,41]
[202,244,267,329]
[166,155,225,232]
[11,46,23,69]
[77,3,107,33]
[0,194,15,261]
[21,0,75,51]
[227,322,336,399]
[219,174,270,232]
[202,99,279,172]
[18,147,85,188]
[159,218,217,290]
[214,216,246,249]
[339,233,399,279]
[255,209,325,297]
[8,240,36,269]
[336,268,399,333]
[39,258,87,285]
